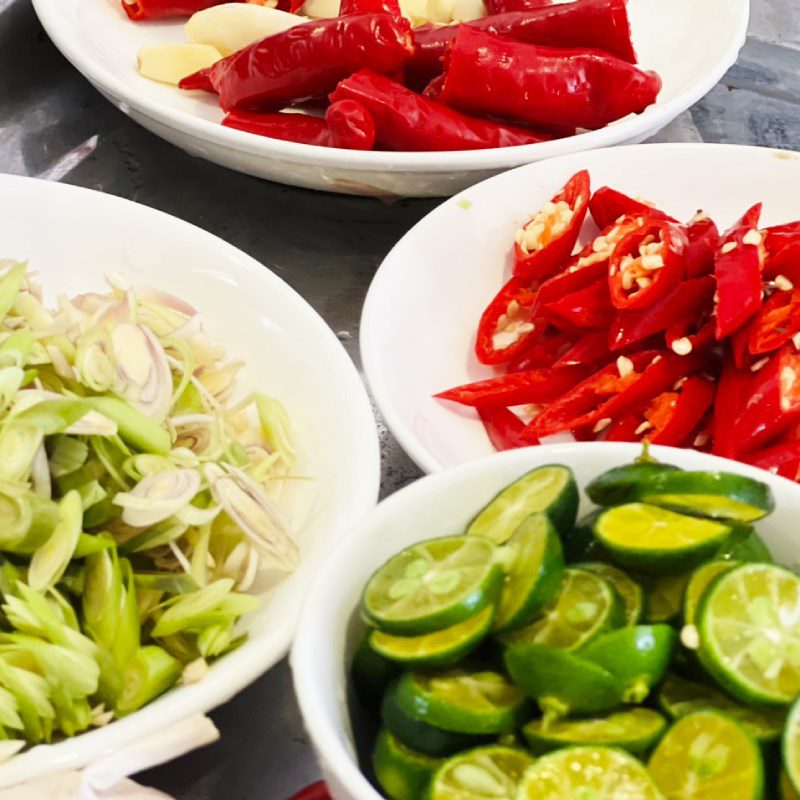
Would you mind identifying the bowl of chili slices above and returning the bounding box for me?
[32,0,747,196]
[361,142,800,480]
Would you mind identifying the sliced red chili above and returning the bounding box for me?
[609,275,715,352]
[604,413,642,442]
[435,364,587,408]
[475,276,539,365]
[554,330,610,368]
[589,187,672,231]
[744,441,800,480]
[513,170,591,285]
[684,212,720,279]
[646,375,716,446]
[524,350,695,439]
[608,219,687,310]
[714,204,764,339]
[507,327,577,371]
[763,221,800,285]
[544,278,614,331]
[712,355,751,459]
[479,406,532,450]
[665,312,716,356]
[731,342,800,455]
[532,214,649,317]
[748,288,800,355]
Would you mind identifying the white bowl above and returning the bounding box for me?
[0,174,380,786]
[31,0,748,197]
[291,442,800,800]
[361,142,800,473]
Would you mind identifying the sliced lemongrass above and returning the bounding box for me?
[30,441,51,498]
[115,646,181,716]
[206,462,299,571]
[48,435,88,478]
[113,469,201,528]
[28,490,82,591]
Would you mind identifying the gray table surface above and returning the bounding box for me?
[0,0,796,795]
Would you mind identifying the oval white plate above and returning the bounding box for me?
[32,0,748,197]
[291,442,800,800]
[361,142,800,472]
[0,174,380,786]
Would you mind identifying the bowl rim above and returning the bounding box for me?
[360,141,798,475]
[291,441,800,800]
[32,0,748,173]
[0,173,381,787]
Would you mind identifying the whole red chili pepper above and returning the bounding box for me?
[608,276,715,351]
[180,15,413,112]
[748,288,800,355]
[730,343,800,455]
[479,406,532,450]
[330,70,552,151]
[475,276,540,365]
[684,213,720,279]
[339,0,403,17]
[406,0,636,89]
[222,104,376,149]
[513,171,590,284]
[436,28,661,130]
[122,0,229,20]
[608,219,687,311]
[222,111,332,146]
[714,204,764,339]
[287,782,332,800]
[507,327,577,371]
[436,364,586,408]
[485,0,558,14]
[712,355,751,458]
[744,441,800,480]
[589,187,672,231]
[325,100,377,149]
[545,278,615,330]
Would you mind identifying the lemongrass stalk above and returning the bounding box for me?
[0,367,24,415]
[75,480,106,511]
[115,646,181,716]
[0,490,60,554]
[158,632,199,665]
[84,397,170,455]
[28,490,82,591]
[9,399,90,434]
[90,436,131,490]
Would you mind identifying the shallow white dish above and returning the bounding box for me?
[291,442,800,800]
[32,0,748,197]
[361,142,800,472]
[0,174,380,786]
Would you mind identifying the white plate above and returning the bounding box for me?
[32,0,748,197]
[361,143,800,472]
[291,442,800,800]
[0,174,380,786]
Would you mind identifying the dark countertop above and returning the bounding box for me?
[0,0,796,795]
